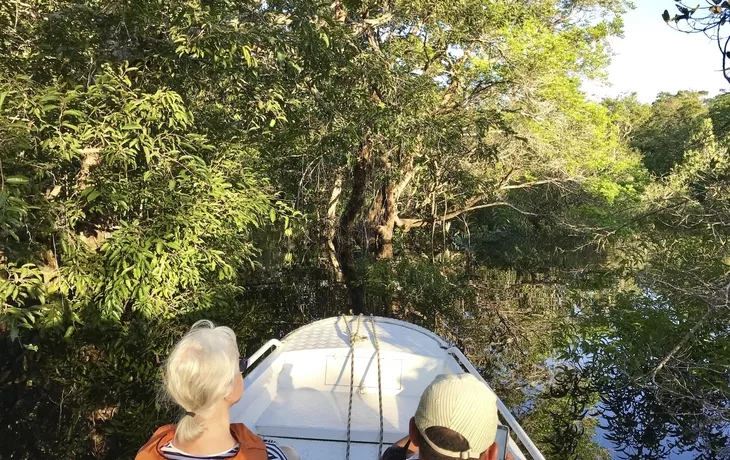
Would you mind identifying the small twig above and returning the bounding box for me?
[57,389,65,436]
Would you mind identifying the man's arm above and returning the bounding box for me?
[378,435,418,460]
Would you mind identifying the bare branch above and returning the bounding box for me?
[499,178,577,191]
[398,200,534,231]
[647,280,730,384]
[649,306,714,385]
[666,2,730,84]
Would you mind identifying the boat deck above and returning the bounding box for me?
[256,390,419,443]
[230,316,529,460]
[265,437,382,460]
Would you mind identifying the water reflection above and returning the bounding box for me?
[371,267,730,460]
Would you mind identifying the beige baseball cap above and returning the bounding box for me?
[414,373,499,459]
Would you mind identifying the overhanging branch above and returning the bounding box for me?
[397,200,534,231]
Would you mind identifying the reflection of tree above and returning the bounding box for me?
[434,268,612,460]
[574,288,730,459]
[534,365,608,460]
[576,89,730,459]
[406,256,728,459]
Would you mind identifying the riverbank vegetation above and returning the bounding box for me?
[1,1,728,458]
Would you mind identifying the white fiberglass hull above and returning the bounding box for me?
[231,316,541,460]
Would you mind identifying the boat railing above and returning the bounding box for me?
[245,339,283,369]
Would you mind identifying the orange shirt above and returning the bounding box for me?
[135,423,268,460]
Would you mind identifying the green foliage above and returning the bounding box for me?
[630,91,711,176]
[708,92,730,148]
[566,286,730,458]
[267,0,636,233]
[0,263,50,339]
[1,65,276,328]
[1,0,730,458]
[365,256,472,324]
[522,366,609,460]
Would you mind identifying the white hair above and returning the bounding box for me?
[163,320,239,443]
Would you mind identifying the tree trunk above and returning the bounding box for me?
[326,175,344,282]
[336,138,373,314]
[367,151,418,316]
[374,181,397,259]
[370,148,417,260]
[335,138,419,315]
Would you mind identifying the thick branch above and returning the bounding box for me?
[331,0,346,22]
[396,177,564,231]
[499,178,577,191]
[394,140,421,199]
[369,138,423,258]
[398,200,533,231]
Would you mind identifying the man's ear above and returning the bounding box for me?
[480,442,499,460]
[409,417,419,447]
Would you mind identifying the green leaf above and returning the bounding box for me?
[86,190,101,202]
[243,46,252,67]
[662,10,671,23]
[63,109,86,119]
[61,122,79,132]
[121,123,143,130]
[269,208,276,223]
[5,176,29,185]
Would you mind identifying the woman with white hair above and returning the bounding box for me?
[136,320,299,460]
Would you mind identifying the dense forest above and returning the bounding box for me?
[1,0,729,458]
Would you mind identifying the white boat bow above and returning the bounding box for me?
[231,316,545,460]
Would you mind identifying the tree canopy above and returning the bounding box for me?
[2,1,729,459]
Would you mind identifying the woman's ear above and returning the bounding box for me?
[224,373,244,405]
[223,387,236,404]
[408,417,419,447]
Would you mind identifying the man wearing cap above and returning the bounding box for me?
[380,373,512,460]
